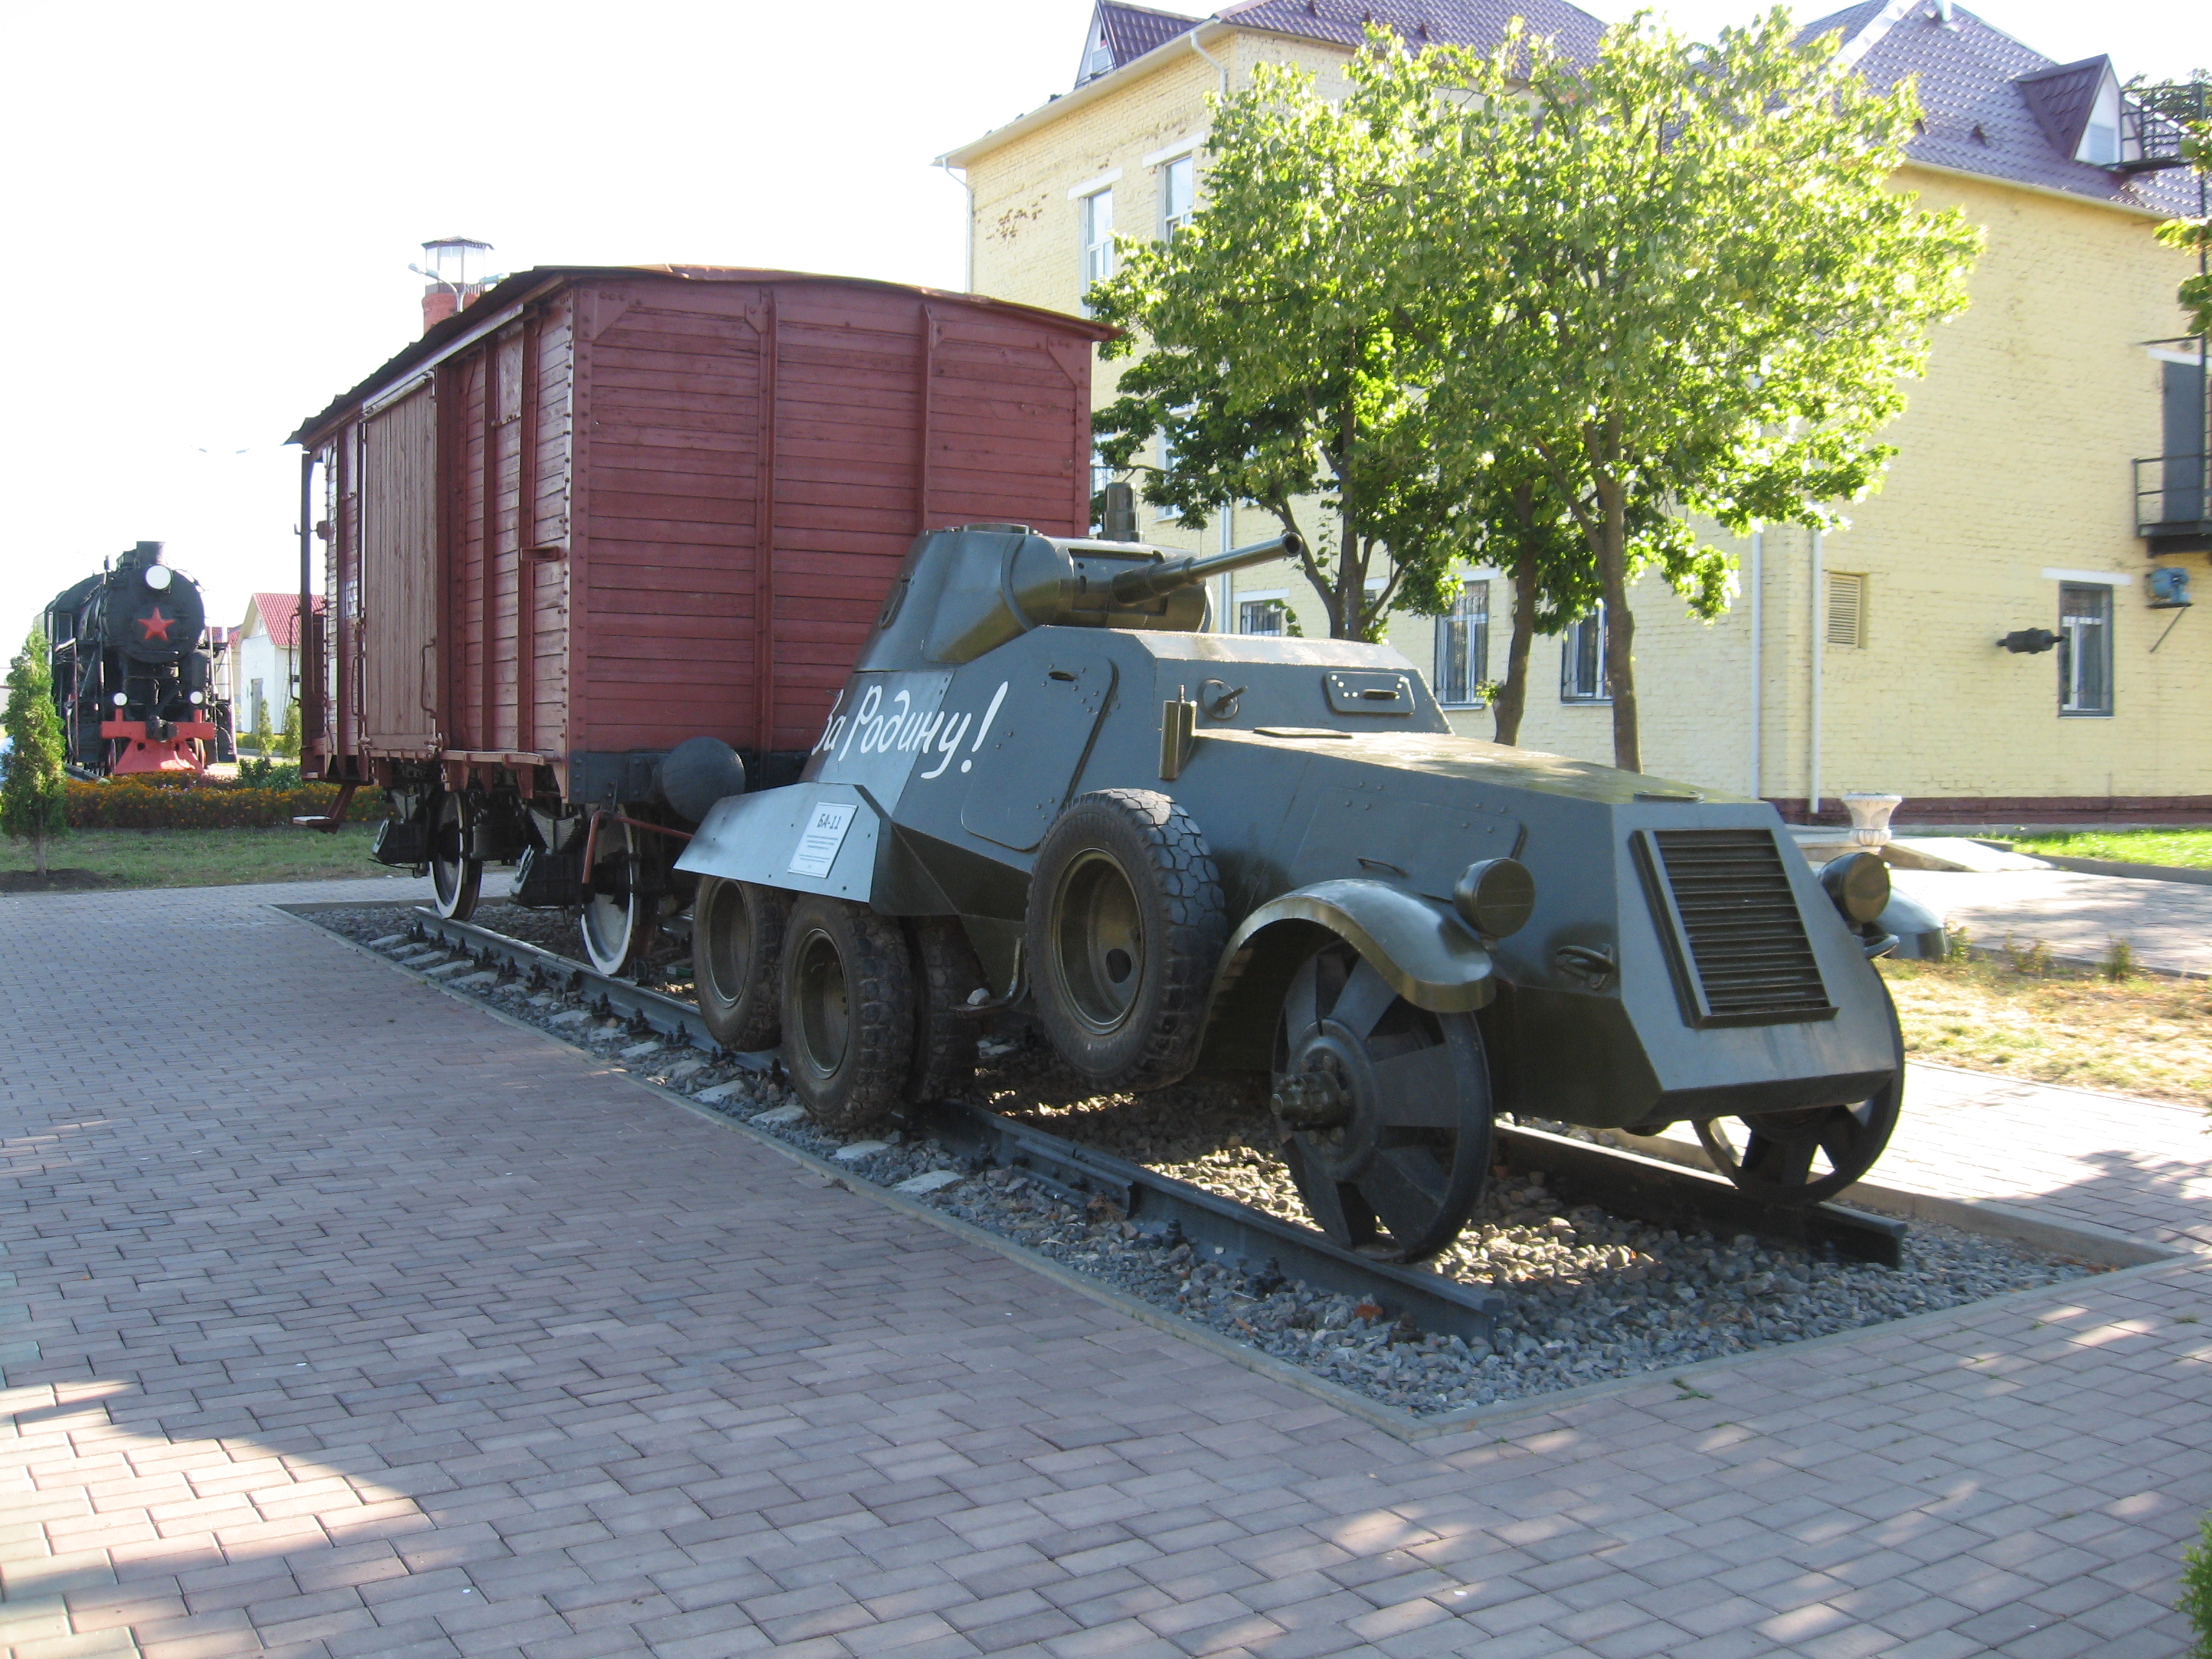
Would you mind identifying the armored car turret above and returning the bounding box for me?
[677,522,1907,1259]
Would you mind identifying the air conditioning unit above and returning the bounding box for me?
[2149,566,2193,610]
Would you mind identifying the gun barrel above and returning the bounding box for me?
[1108,531,1305,606]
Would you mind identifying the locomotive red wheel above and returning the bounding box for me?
[692,876,786,1052]
[781,896,914,1132]
[1274,943,1491,1262]
[580,816,657,977]
[1694,984,1905,1207]
[428,791,482,922]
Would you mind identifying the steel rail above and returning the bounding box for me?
[390,909,1906,1336]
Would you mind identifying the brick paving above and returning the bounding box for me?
[1,878,2208,1659]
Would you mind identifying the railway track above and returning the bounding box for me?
[366,907,1906,1330]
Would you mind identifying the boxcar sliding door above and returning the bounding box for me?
[359,383,441,753]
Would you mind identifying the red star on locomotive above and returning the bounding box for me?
[138,606,175,642]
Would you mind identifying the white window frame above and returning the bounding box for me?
[1434,580,1490,707]
[1076,184,1117,309]
[1235,588,1289,637]
[2057,583,2113,716]
[1561,603,1609,703]
[1160,153,1196,240]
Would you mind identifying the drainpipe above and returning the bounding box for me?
[935,159,974,292]
[1747,530,1763,799]
[1189,24,1228,96]
[1809,529,1824,823]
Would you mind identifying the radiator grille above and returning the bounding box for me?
[1648,829,1833,1025]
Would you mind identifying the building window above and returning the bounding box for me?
[1825,572,1866,649]
[1161,155,1195,240]
[1238,598,1285,636]
[1079,189,1115,302]
[1435,581,1489,706]
[2058,583,2112,715]
[1561,603,1607,702]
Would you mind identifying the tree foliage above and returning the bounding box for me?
[2144,75,2212,336]
[2,627,67,876]
[1088,51,1476,640]
[1418,9,1982,770]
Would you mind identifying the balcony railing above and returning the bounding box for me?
[2137,454,2212,540]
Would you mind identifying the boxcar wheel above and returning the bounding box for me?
[781,895,914,1132]
[580,817,657,977]
[1026,790,1226,1092]
[692,876,786,1052]
[1274,943,1491,1262]
[428,791,482,922]
[1694,981,1905,1207]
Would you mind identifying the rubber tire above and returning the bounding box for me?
[1025,789,1227,1092]
[429,791,482,922]
[692,877,786,1052]
[907,917,986,1102]
[781,895,915,1133]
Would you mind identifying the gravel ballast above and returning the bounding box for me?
[308,900,2101,1419]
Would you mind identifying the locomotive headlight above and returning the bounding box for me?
[1452,858,1536,941]
[189,691,204,705]
[1819,851,1891,926]
[144,565,173,590]
[112,691,129,707]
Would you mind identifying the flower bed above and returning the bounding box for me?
[66,778,346,830]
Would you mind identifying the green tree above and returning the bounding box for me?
[1088,49,1477,640]
[2137,73,2210,334]
[2183,1509,2212,1658]
[275,698,302,760]
[2,628,68,877]
[1421,9,1982,771]
[246,697,273,758]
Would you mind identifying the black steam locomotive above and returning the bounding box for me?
[45,541,231,777]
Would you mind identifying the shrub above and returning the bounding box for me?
[2,626,67,874]
[65,778,343,830]
[1943,922,1972,966]
[2182,1511,2212,1659]
[2103,937,2138,981]
[2001,934,2054,976]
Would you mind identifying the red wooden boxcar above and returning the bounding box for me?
[289,266,1110,968]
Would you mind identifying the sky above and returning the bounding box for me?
[0,0,2203,657]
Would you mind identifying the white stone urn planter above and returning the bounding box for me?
[1841,792,1904,848]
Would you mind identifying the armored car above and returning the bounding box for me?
[675,523,1907,1258]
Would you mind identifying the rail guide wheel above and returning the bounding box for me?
[1274,943,1492,1262]
[1694,985,1906,1206]
[580,815,658,977]
[428,791,482,922]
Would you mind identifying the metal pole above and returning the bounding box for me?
[1809,529,1824,822]
[1748,530,1763,799]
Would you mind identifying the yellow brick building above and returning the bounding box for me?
[941,0,2208,824]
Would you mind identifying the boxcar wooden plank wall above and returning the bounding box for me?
[296,267,1109,796]
[572,283,768,757]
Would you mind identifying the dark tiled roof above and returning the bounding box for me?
[1217,0,1603,60]
[1803,2,2198,217]
[1070,0,1604,89]
[1082,1,1201,83]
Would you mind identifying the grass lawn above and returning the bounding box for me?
[1880,955,2212,1108]
[2008,827,2212,869]
[0,824,403,892]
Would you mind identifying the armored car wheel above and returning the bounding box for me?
[580,817,657,977]
[781,895,914,1132]
[1028,790,1227,1092]
[1694,986,1905,1207]
[428,791,482,922]
[1274,944,1491,1262]
[693,877,786,1052]
[907,917,985,1102]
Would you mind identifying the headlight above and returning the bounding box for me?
[112,691,129,707]
[144,565,172,590]
[1452,858,1536,940]
[189,691,204,705]
[1819,851,1890,926]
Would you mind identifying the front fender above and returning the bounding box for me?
[1213,878,1497,1019]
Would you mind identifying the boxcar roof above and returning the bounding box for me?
[287,264,1117,448]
